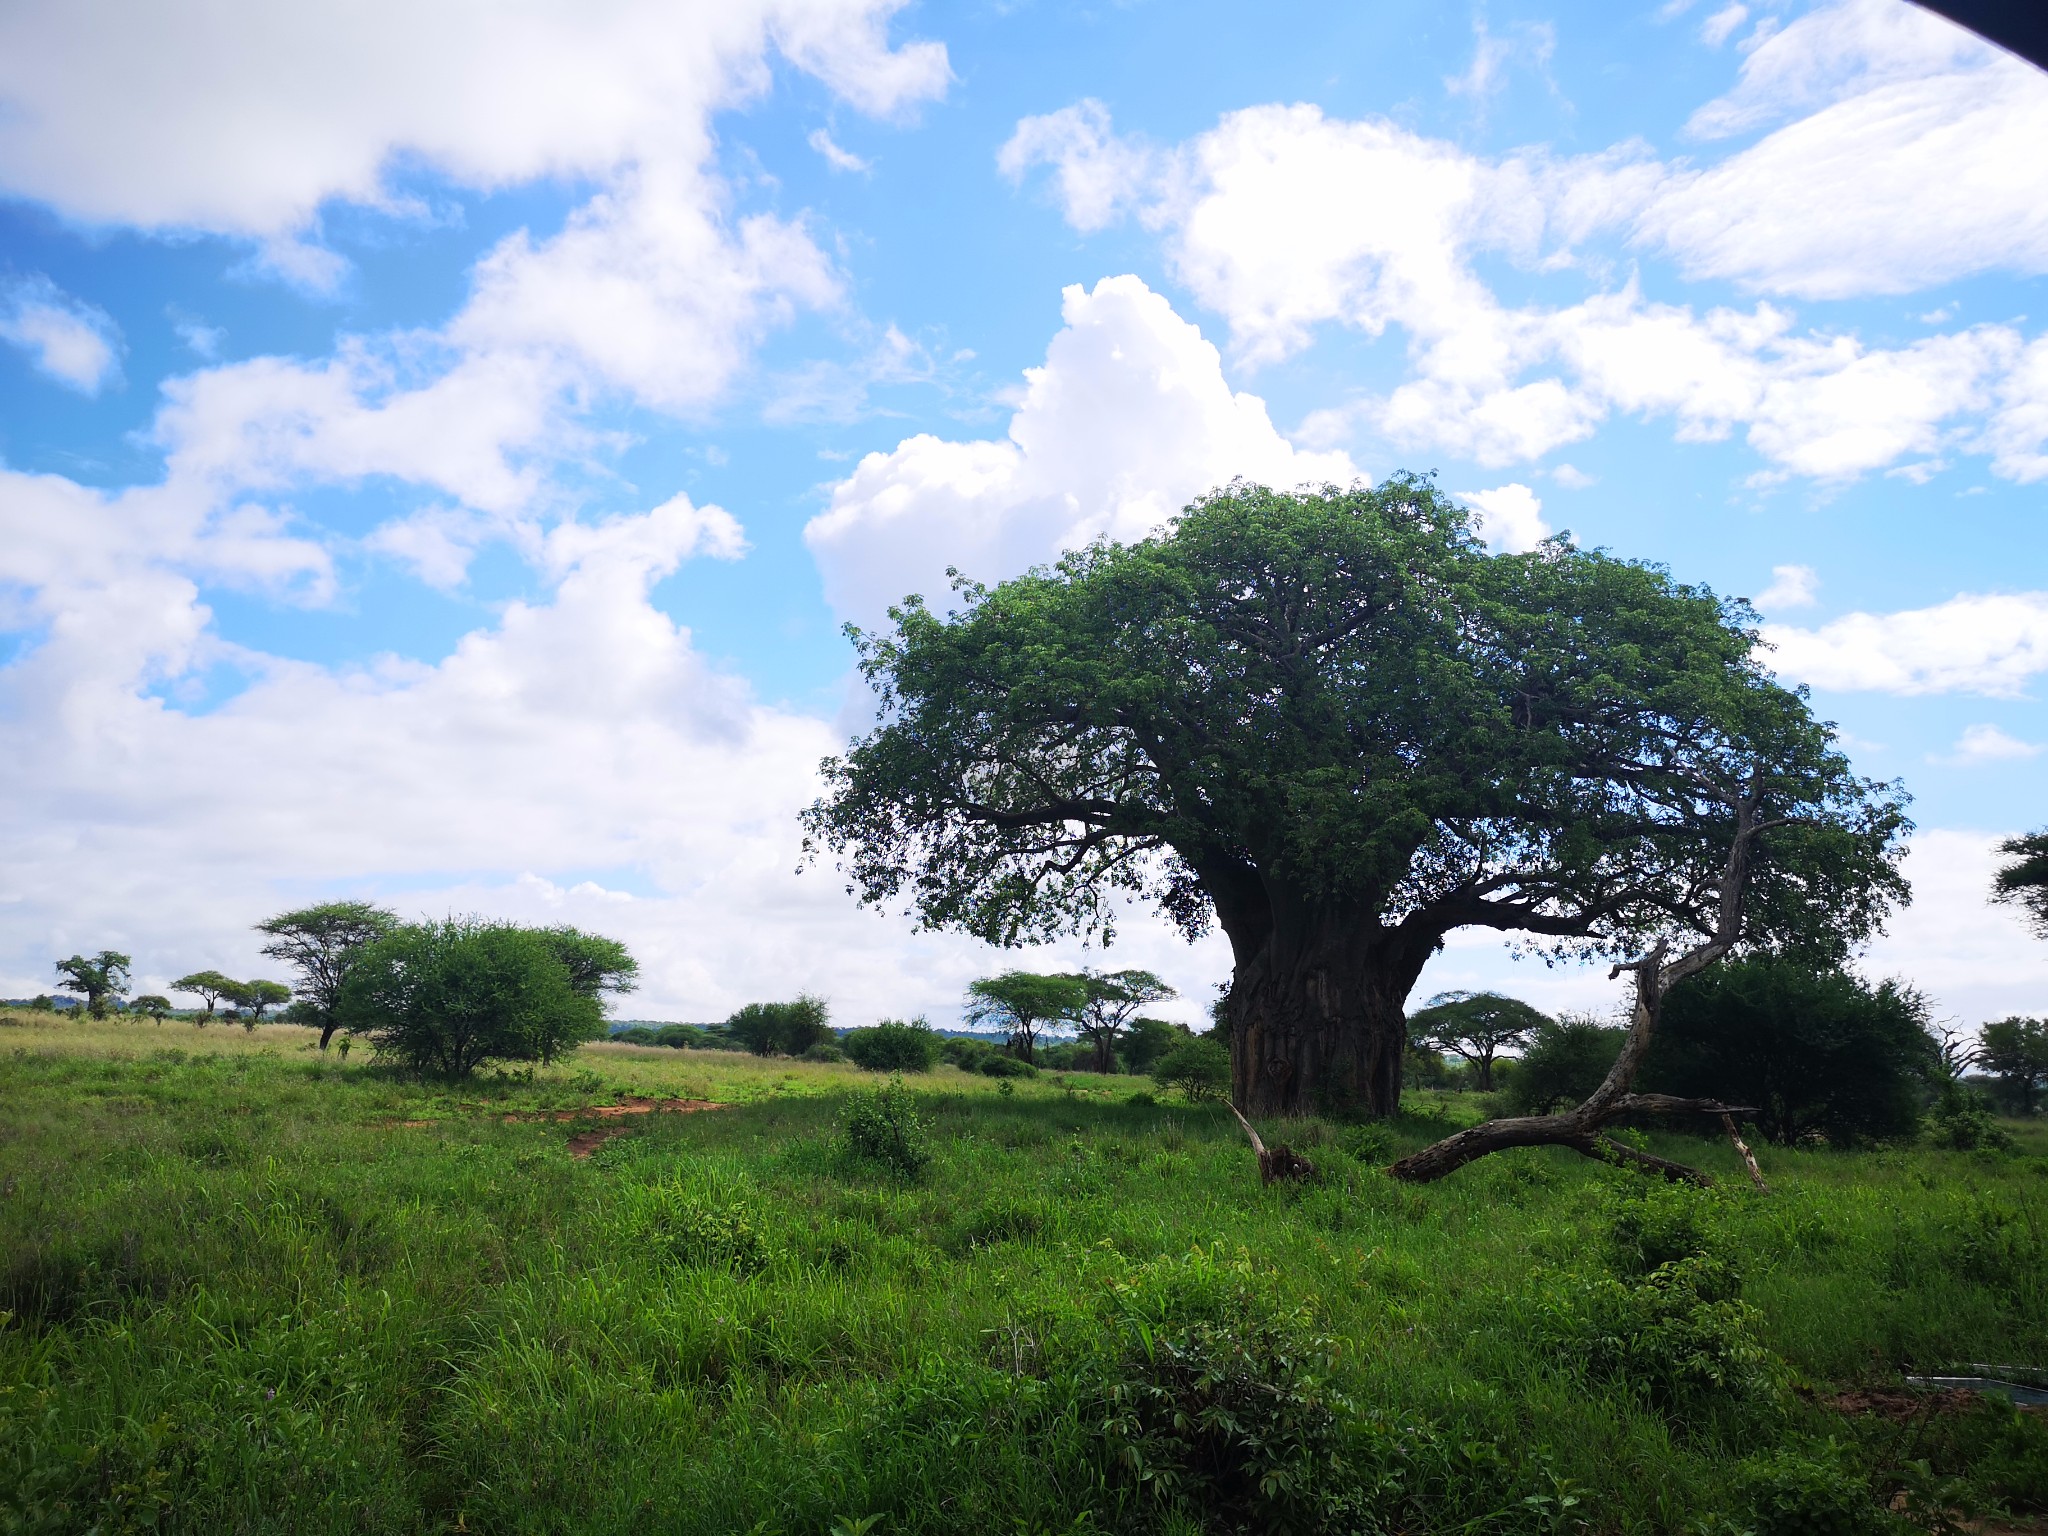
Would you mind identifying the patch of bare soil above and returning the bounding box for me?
[376,1097,723,1150]
[502,1097,726,1159]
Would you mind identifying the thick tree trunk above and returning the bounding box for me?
[1225,906,1426,1117]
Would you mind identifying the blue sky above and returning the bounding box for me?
[0,0,2043,1030]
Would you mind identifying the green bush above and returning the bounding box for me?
[977,1051,1034,1079]
[334,918,608,1077]
[1927,1080,2015,1151]
[727,995,833,1056]
[1156,1037,1230,1101]
[1734,1446,1886,1536]
[1505,1017,1625,1114]
[628,1185,772,1274]
[1643,958,1938,1145]
[1120,1016,1191,1075]
[836,1080,933,1179]
[1084,1248,1374,1533]
[841,1018,938,1073]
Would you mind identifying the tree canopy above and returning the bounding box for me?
[229,979,293,1029]
[1073,968,1176,1073]
[335,919,610,1077]
[1992,830,2048,940]
[258,901,398,1049]
[1975,1017,2048,1115]
[1407,991,1549,1091]
[172,969,237,1023]
[805,478,1912,1114]
[963,971,1088,1064]
[726,996,833,1057]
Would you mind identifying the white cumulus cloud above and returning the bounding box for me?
[1754,564,1819,611]
[0,275,121,393]
[1762,592,2048,697]
[1943,724,2044,765]
[804,275,1358,628]
[1459,483,1551,553]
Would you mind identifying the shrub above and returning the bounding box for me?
[802,1040,847,1063]
[334,918,607,1077]
[938,1035,994,1070]
[1505,1016,1626,1114]
[841,1017,939,1072]
[1085,1248,1372,1533]
[1124,1090,1156,1107]
[1643,958,1939,1144]
[977,1051,1034,1079]
[1927,1079,2015,1151]
[1156,1037,1230,1101]
[629,1185,771,1273]
[836,1080,933,1178]
[1120,1016,1191,1075]
[727,995,833,1056]
[1734,1446,1886,1536]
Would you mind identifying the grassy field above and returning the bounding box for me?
[4,1008,2047,1534]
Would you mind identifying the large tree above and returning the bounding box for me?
[258,901,398,1049]
[54,951,131,1019]
[804,479,1911,1116]
[172,969,236,1024]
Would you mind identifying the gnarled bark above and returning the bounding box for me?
[1224,901,1429,1117]
[1390,787,1781,1186]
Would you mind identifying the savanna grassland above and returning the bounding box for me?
[4,1008,2048,1535]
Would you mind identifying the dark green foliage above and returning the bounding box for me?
[726,995,833,1056]
[836,1080,932,1177]
[335,918,607,1077]
[1928,1079,2016,1151]
[1530,1186,1777,1414]
[131,995,171,1024]
[536,926,640,1000]
[1083,1249,1375,1534]
[841,1018,939,1072]
[963,971,1087,1064]
[257,900,399,1048]
[1157,1037,1231,1101]
[1408,991,1549,1092]
[1976,1017,2048,1115]
[53,951,130,1019]
[1644,959,1938,1144]
[1504,1017,1626,1114]
[1120,1016,1190,1075]
[1993,828,2048,939]
[170,968,236,1022]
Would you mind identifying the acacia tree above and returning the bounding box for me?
[54,952,131,1019]
[1408,991,1548,1092]
[1976,1017,2048,1115]
[258,901,398,1049]
[963,971,1088,1064]
[132,994,173,1025]
[172,969,236,1024]
[805,479,1911,1117]
[1075,968,1176,1073]
[229,979,292,1030]
[1993,830,2048,938]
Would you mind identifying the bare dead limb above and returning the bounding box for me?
[1390,784,1779,1188]
[1229,1102,1316,1183]
[1720,1112,1769,1192]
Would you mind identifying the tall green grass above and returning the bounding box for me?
[3,1008,2046,1533]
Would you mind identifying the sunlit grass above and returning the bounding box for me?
[3,1007,2046,1533]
